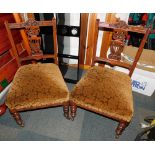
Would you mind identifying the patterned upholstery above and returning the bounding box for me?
[70,66,133,122]
[6,63,69,110]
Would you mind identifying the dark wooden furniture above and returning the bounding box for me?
[5,18,59,65]
[4,18,70,126]
[70,19,152,138]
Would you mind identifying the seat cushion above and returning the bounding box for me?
[70,66,133,122]
[6,63,69,110]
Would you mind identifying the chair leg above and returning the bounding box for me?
[115,121,129,139]
[70,101,77,121]
[0,103,7,116]
[63,104,70,120]
[9,109,24,127]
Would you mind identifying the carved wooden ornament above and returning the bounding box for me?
[25,19,42,55]
[108,29,128,60]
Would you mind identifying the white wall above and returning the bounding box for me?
[116,13,129,22]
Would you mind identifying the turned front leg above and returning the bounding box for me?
[9,109,24,127]
[70,101,77,121]
[115,121,129,138]
[63,104,70,119]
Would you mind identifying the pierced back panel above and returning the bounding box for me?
[5,18,58,66]
[92,19,152,77]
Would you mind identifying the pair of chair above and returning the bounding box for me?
[4,18,151,138]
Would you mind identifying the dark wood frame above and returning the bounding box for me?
[70,18,153,138]
[5,18,58,66]
[4,18,70,126]
[92,19,152,77]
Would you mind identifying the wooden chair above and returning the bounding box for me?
[70,19,152,138]
[4,18,70,126]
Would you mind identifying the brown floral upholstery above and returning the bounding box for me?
[6,63,69,111]
[70,66,133,122]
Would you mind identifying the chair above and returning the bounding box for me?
[4,18,69,127]
[70,19,152,138]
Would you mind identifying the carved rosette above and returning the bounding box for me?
[108,29,128,61]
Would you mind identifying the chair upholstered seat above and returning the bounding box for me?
[70,66,133,122]
[6,63,69,111]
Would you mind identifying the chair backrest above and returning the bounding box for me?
[4,18,58,67]
[92,18,153,77]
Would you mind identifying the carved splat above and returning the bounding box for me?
[25,19,42,55]
[108,29,128,61]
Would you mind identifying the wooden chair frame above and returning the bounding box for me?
[4,18,58,67]
[70,18,153,138]
[4,18,70,127]
[92,19,152,77]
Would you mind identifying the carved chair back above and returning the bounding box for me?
[92,19,152,77]
[5,18,58,67]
